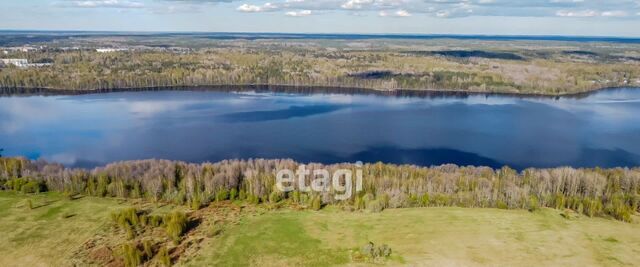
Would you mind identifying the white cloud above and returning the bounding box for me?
[556,9,630,17]
[63,0,145,8]
[341,0,373,10]
[237,2,278,12]
[75,0,638,19]
[379,9,411,17]
[556,9,598,17]
[601,10,628,17]
[285,10,312,16]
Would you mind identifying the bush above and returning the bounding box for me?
[157,246,171,266]
[22,180,47,194]
[360,242,375,257]
[269,191,282,203]
[229,188,238,200]
[605,195,633,222]
[311,195,322,211]
[496,200,508,210]
[246,194,260,204]
[353,195,365,210]
[420,194,430,207]
[111,208,140,226]
[121,243,142,267]
[528,195,540,212]
[164,211,188,244]
[215,189,229,202]
[142,239,153,259]
[149,215,164,227]
[190,196,202,210]
[291,191,301,204]
[366,199,384,213]
[362,193,375,207]
[359,242,392,260]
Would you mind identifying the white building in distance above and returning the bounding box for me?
[96,48,128,53]
[0,58,52,68]
[0,59,29,67]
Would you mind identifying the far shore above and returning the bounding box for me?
[0,84,635,99]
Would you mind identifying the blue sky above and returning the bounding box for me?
[1,0,640,36]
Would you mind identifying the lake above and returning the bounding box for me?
[1,88,639,169]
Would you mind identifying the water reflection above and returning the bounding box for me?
[1,88,639,169]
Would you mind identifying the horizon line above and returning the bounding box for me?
[1,29,640,40]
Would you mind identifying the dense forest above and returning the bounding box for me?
[1,157,638,222]
[1,42,639,95]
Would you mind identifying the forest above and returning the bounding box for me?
[1,35,640,95]
[1,157,638,223]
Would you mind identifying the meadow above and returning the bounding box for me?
[2,191,640,266]
[0,192,128,266]
[188,207,640,266]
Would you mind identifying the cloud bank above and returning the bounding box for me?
[232,0,640,18]
[53,0,640,19]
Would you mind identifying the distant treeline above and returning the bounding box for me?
[0,49,636,95]
[1,157,638,222]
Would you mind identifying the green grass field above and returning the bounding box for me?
[187,207,640,267]
[0,192,128,266]
[2,191,640,266]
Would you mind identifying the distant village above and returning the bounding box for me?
[0,45,192,69]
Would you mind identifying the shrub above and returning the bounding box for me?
[360,242,392,260]
[149,215,164,227]
[311,195,322,211]
[269,191,282,203]
[229,188,238,200]
[377,244,392,258]
[360,242,375,258]
[528,195,540,212]
[605,195,633,222]
[554,194,565,210]
[22,180,47,194]
[496,200,508,210]
[420,194,430,207]
[366,199,384,213]
[362,193,375,207]
[121,243,142,267]
[246,194,260,204]
[164,211,188,244]
[190,196,202,210]
[142,239,153,260]
[215,189,229,202]
[5,178,22,191]
[353,195,365,210]
[157,246,171,266]
[291,190,301,204]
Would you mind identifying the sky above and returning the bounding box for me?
[1,0,640,36]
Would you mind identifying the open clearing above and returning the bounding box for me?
[1,192,640,266]
[0,192,128,266]
[187,207,640,266]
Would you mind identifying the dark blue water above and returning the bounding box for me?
[1,88,639,169]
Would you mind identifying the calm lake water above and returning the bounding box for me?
[1,88,639,169]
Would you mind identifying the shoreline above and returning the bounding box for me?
[0,84,634,99]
